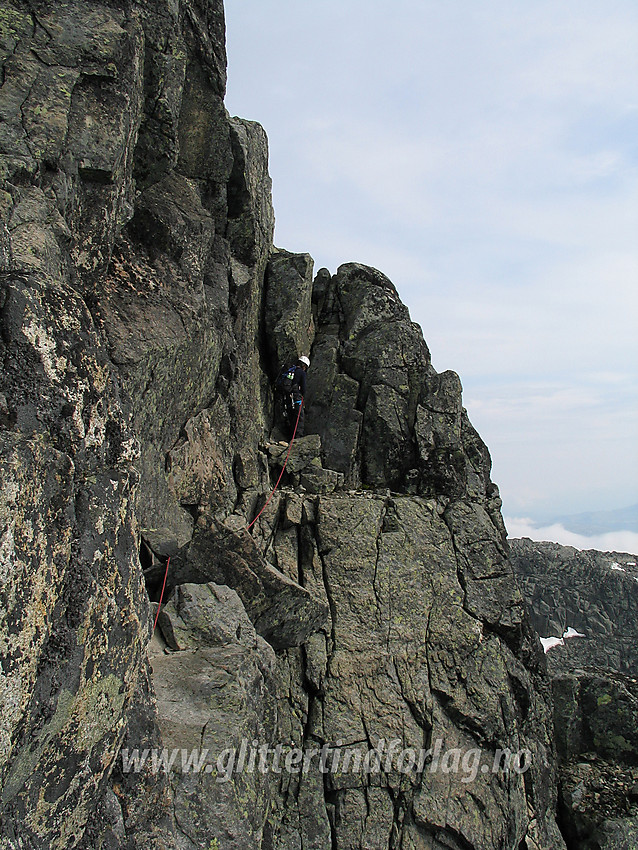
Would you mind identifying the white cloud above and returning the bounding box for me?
[505,517,638,554]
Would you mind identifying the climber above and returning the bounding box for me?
[275,355,310,439]
[249,355,310,532]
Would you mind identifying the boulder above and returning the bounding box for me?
[151,584,278,850]
[168,518,329,651]
[158,582,273,653]
[267,434,323,474]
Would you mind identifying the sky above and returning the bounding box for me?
[223,0,638,546]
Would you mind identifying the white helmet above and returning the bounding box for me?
[299,355,310,368]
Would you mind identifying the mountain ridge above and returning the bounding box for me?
[0,1,628,848]
[537,504,638,536]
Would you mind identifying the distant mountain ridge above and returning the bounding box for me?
[538,504,638,535]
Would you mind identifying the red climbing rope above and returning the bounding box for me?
[152,555,171,631]
[151,402,301,627]
[247,401,303,531]
[151,402,302,626]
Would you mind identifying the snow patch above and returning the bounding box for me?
[540,626,586,653]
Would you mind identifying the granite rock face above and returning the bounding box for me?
[248,490,563,850]
[553,671,638,850]
[0,2,149,835]
[0,0,571,848]
[0,0,270,845]
[510,539,638,849]
[307,263,498,504]
[510,538,638,676]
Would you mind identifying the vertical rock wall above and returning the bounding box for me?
[0,0,274,845]
[249,258,565,850]
[1,3,150,844]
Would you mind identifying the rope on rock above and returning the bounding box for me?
[151,401,301,629]
[152,556,171,632]
[247,400,303,531]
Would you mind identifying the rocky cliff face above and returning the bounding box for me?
[510,539,638,678]
[1,2,567,848]
[510,539,638,850]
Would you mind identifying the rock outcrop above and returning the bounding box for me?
[152,583,279,850]
[0,1,576,848]
[249,489,562,850]
[510,539,638,676]
[553,670,638,850]
[510,539,638,849]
